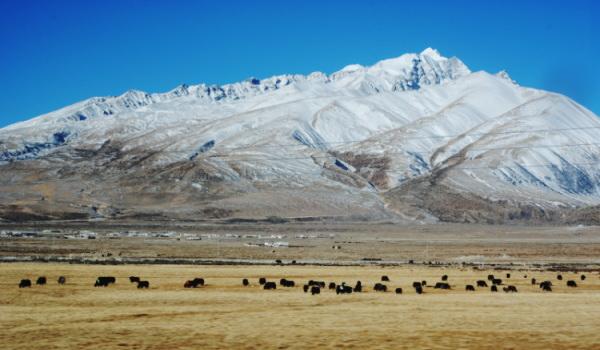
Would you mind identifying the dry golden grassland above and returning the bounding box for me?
[1,263,600,349]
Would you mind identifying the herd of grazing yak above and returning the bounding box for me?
[17,271,589,295]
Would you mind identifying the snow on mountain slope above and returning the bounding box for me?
[1,48,599,222]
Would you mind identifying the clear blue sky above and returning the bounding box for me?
[0,0,598,127]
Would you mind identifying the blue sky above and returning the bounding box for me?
[0,0,598,127]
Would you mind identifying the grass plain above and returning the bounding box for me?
[1,263,600,349]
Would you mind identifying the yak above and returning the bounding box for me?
[336,284,352,294]
[434,282,450,289]
[95,276,116,287]
[280,279,295,287]
[540,282,552,292]
[308,280,326,288]
[264,282,277,290]
[374,283,387,292]
[184,278,205,288]
[19,279,31,288]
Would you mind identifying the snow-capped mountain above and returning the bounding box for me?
[1,48,599,223]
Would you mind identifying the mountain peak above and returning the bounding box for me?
[360,48,470,91]
[339,64,364,72]
[496,70,517,85]
[420,47,442,58]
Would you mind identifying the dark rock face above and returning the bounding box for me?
[0,131,70,162]
[384,174,600,225]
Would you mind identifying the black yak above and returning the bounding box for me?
[280,279,295,287]
[184,278,204,288]
[308,280,326,288]
[539,281,553,290]
[540,282,552,292]
[264,282,277,290]
[434,282,450,289]
[374,283,387,292]
[336,284,352,294]
[95,276,115,287]
[19,279,31,288]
